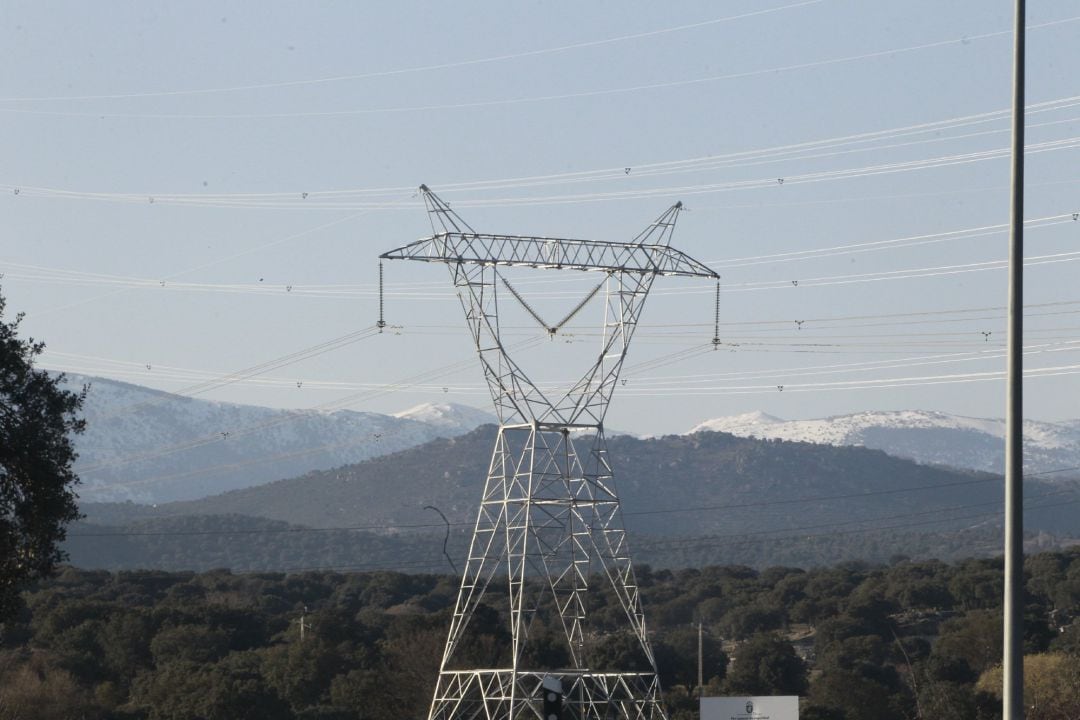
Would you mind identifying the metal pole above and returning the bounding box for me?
[1004,1,1025,718]
[698,622,703,695]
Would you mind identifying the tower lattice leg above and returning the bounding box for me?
[429,425,666,720]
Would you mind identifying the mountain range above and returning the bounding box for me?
[104,425,1079,536]
[71,424,1080,573]
[690,409,1080,476]
[60,372,1080,512]
[60,373,495,504]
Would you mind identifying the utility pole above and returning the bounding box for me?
[1004,1,1025,719]
[697,622,704,696]
[383,186,718,720]
[294,605,311,643]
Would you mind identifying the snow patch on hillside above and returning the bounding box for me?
[393,402,496,432]
[58,374,496,504]
[689,409,1080,476]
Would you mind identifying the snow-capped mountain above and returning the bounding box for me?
[394,402,496,431]
[59,374,495,504]
[689,410,1080,477]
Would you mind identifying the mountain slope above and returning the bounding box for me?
[394,402,496,431]
[137,427,1080,539]
[60,374,494,504]
[690,410,1080,475]
[72,427,1080,572]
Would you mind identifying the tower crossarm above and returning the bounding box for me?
[380,233,720,279]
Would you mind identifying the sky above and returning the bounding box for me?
[2,0,1079,436]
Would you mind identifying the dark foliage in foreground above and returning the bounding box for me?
[2,548,1080,719]
[0,291,86,623]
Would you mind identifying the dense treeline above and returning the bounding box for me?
[64,510,1073,574]
[2,549,1079,720]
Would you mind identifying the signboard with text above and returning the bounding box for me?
[701,696,798,720]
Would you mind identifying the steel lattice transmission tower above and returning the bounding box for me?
[381,186,719,720]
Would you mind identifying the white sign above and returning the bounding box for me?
[701,696,798,720]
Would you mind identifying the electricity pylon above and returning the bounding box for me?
[381,186,719,720]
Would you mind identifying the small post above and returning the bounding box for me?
[295,605,311,642]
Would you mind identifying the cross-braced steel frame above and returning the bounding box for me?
[381,186,718,720]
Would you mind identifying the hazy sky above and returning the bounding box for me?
[2,0,1079,435]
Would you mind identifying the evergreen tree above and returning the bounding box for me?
[0,291,86,622]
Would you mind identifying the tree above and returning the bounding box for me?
[976,653,1080,720]
[0,291,86,623]
[723,633,807,696]
[652,626,728,689]
[0,654,102,720]
[128,654,292,720]
[810,666,911,720]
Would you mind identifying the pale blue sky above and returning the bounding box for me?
[2,0,1079,435]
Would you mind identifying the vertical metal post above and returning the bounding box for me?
[1004,1,1025,718]
[697,622,704,695]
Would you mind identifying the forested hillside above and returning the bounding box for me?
[68,428,1080,572]
[146,428,1080,536]
[2,551,1079,720]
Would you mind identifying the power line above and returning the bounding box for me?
[22,212,367,319]
[713,249,1080,294]
[33,337,1014,390]
[708,213,1077,268]
[0,1,826,104]
[4,15,1078,119]
[43,217,1074,280]
[10,210,1078,298]
[9,133,1080,211]
[10,94,1078,200]
[617,363,1080,397]
[71,326,383,474]
[44,331,1080,488]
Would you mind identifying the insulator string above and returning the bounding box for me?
[712,281,721,349]
[377,261,387,332]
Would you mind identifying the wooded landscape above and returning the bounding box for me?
[63,426,1080,574]
[2,549,1078,720]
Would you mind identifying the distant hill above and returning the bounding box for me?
[689,409,1080,476]
[59,373,494,504]
[82,427,1080,542]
